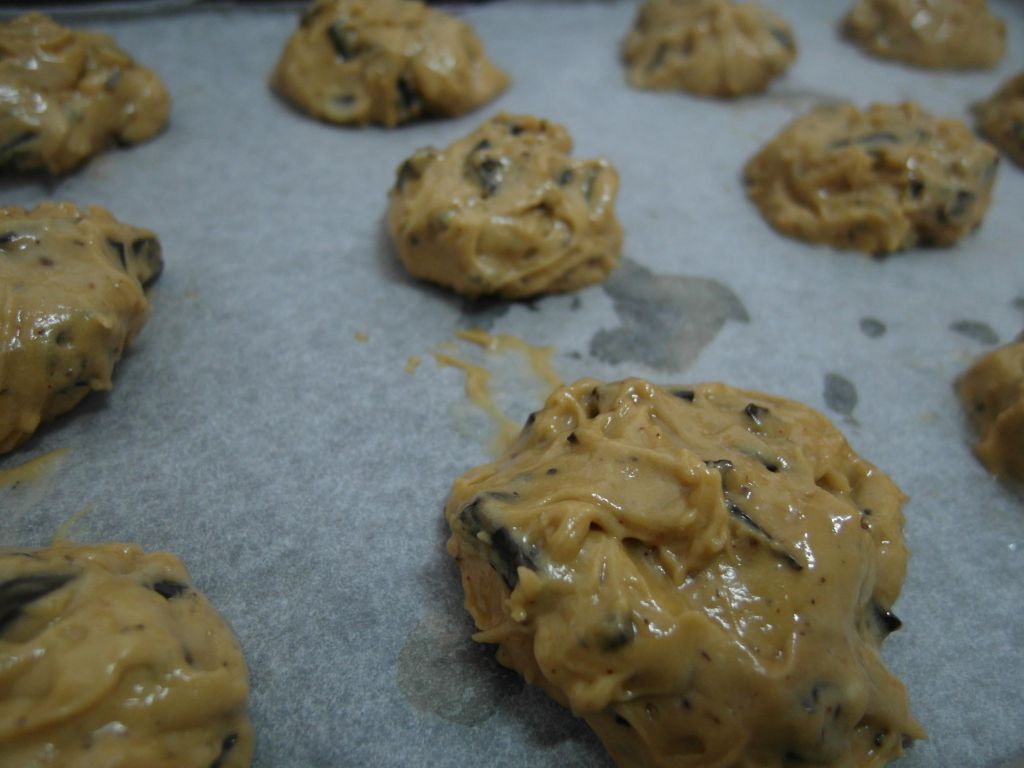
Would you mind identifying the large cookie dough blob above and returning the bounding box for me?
[842,0,1005,70]
[744,102,999,256]
[622,0,796,98]
[958,338,1024,481]
[446,378,925,768]
[388,113,622,299]
[272,0,508,127]
[0,542,253,768]
[0,13,170,175]
[973,72,1024,168]
[0,203,162,454]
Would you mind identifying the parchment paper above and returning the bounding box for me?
[1,2,1022,766]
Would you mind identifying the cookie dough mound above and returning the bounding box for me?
[388,113,622,299]
[973,73,1024,168]
[622,0,796,98]
[842,0,1005,70]
[0,13,170,175]
[0,542,252,768]
[446,378,925,768]
[958,338,1024,481]
[744,102,999,255]
[0,203,162,454]
[272,0,508,127]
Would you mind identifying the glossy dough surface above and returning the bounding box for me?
[973,72,1024,168]
[622,0,796,98]
[744,102,999,255]
[0,13,170,175]
[842,0,1005,70]
[446,378,924,768]
[0,203,162,454]
[272,0,507,127]
[0,542,252,768]
[388,113,622,299]
[957,338,1024,481]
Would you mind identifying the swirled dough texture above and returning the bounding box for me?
[842,0,1005,70]
[446,378,925,768]
[744,102,999,255]
[957,338,1024,481]
[622,0,796,98]
[0,542,252,768]
[388,113,622,299]
[973,73,1024,168]
[0,13,170,176]
[272,0,507,127]
[0,203,162,454]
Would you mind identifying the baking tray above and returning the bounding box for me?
[1,2,1022,766]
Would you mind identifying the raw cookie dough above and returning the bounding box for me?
[0,203,162,454]
[621,0,796,98]
[271,0,508,127]
[744,102,999,256]
[973,72,1024,168]
[841,0,1005,70]
[446,378,925,768]
[388,113,622,299]
[0,13,170,176]
[0,541,252,768]
[957,337,1024,481]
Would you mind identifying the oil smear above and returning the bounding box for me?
[949,319,999,345]
[823,373,858,419]
[397,612,522,726]
[432,331,563,456]
[590,258,749,371]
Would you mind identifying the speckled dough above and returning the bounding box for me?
[622,0,796,98]
[842,0,1005,70]
[446,378,924,768]
[973,72,1024,168]
[0,13,170,175]
[0,542,252,768]
[957,338,1024,482]
[0,203,162,454]
[272,0,507,127]
[744,102,999,255]
[388,113,622,299]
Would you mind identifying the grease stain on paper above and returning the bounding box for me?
[824,373,858,418]
[397,613,523,726]
[590,258,749,371]
[950,319,999,345]
[859,317,886,338]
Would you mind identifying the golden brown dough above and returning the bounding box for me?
[744,102,999,255]
[957,338,1024,481]
[622,0,796,98]
[446,378,924,768]
[0,203,162,454]
[272,0,507,127]
[388,113,622,299]
[842,0,1005,70]
[973,72,1024,168]
[0,541,252,768]
[0,13,170,175]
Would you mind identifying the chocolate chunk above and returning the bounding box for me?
[152,580,189,600]
[209,733,238,768]
[0,572,75,633]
